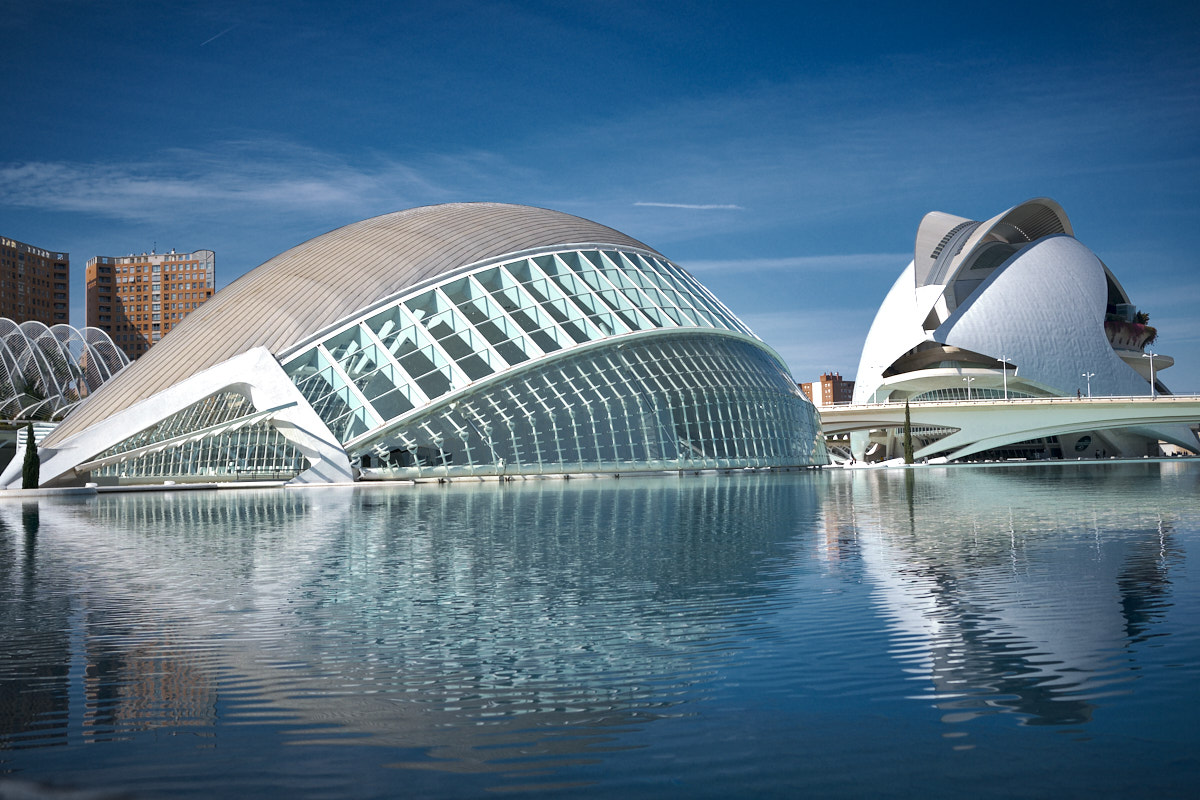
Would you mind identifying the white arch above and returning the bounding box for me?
[0,317,129,421]
[0,347,352,489]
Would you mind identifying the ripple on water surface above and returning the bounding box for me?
[2,464,1199,797]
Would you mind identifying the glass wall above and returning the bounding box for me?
[88,391,309,481]
[910,387,1035,402]
[355,335,825,479]
[281,247,770,451]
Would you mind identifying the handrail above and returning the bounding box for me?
[827,394,1200,410]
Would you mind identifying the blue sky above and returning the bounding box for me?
[3,0,1198,389]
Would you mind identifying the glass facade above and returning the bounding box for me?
[278,246,823,478]
[281,248,760,445]
[357,335,824,478]
[89,391,308,481]
[910,387,1035,402]
[69,245,824,485]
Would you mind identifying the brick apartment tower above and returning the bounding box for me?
[86,249,215,359]
[1,235,70,324]
[799,372,855,408]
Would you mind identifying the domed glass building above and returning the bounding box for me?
[4,204,826,488]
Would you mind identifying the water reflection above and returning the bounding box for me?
[1,463,1196,795]
[0,477,820,784]
[826,464,1188,728]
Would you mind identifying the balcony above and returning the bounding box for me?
[1104,320,1157,352]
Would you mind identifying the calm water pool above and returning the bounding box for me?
[2,462,1198,798]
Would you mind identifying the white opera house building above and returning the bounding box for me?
[2,203,827,489]
[850,197,1199,461]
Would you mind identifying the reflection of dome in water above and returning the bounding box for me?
[9,476,818,779]
[5,204,825,489]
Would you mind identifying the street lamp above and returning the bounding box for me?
[998,356,1014,400]
[963,376,975,401]
[1143,351,1158,399]
[1081,371,1095,398]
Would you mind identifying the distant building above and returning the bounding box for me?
[800,372,855,408]
[86,249,215,359]
[0,235,69,325]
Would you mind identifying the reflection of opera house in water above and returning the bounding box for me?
[822,466,1181,727]
[1,203,826,490]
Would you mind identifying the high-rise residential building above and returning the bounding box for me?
[800,372,855,407]
[0,235,70,325]
[86,249,215,359]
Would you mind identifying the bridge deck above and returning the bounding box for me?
[818,395,1200,460]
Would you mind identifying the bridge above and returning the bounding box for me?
[818,395,1200,461]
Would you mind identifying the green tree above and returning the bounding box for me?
[22,423,39,489]
[903,401,914,465]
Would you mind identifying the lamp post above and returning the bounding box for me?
[998,356,1014,400]
[1081,371,1095,398]
[1143,351,1158,399]
[963,376,975,401]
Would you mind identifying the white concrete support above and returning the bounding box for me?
[822,396,1200,462]
[0,347,352,489]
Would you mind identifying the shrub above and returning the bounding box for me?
[22,423,39,489]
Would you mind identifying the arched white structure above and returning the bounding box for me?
[3,204,826,488]
[0,318,128,421]
[851,198,1197,461]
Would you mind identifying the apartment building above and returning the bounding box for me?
[800,372,855,408]
[0,235,69,325]
[86,249,215,359]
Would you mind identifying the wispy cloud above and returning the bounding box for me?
[0,141,528,224]
[538,49,1200,248]
[634,202,743,211]
[200,24,237,47]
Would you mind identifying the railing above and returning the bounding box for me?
[826,394,1200,409]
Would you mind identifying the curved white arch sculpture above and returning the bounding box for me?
[0,318,129,421]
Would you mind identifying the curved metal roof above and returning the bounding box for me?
[48,203,657,445]
[938,198,1072,290]
[912,198,1073,290]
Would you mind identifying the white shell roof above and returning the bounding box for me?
[853,198,1151,404]
[48,203,656,445]
[913,198,1072,289]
